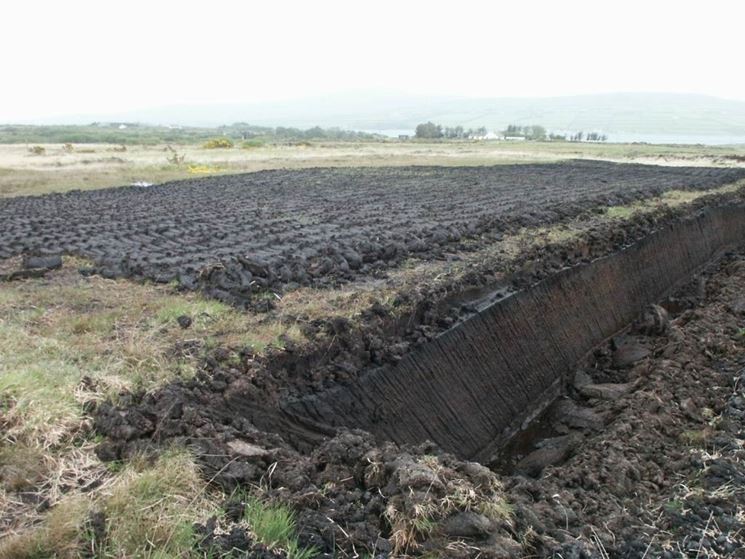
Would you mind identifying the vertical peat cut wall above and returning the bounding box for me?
[278,205,745,460]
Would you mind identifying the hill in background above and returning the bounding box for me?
[48,92,745,138]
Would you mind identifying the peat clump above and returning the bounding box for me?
[94,249,745,556]
[90,198,745,556]
[2,161,743,305]
[0,253,63,281]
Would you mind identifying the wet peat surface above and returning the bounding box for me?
[1,161,744,305]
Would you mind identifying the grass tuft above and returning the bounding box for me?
[102,450,208,556]
[0,449,219,558]
[242,494,317,558]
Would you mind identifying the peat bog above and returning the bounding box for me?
[3,160,745,557]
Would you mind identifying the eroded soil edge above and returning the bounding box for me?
[90,198,745,557]
[281,205,745,461]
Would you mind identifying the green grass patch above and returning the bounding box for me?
[242,139,266,149]
[154,296,232,326]
[664,499,685,514]
[679,429,710,446]
[101,451,209,556]
[243,495,317,558]
[0,321,83,440]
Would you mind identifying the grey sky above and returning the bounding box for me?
[3,0,744,122]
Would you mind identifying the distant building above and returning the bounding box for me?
[398,134,410,140]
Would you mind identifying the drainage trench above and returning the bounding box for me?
[267,205,745,461]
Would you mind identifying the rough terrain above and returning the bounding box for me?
[93,242,745,557]
[3,160,745,557]
[1,161,743,305]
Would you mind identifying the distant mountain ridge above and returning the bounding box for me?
[24,92,745,137]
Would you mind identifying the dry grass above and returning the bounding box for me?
[383,455,511,555]
[2,140,744,198]
[0,449,218,558]
[0,142,548,197]
[644,450,745,557]
[604,181,744,220]
[0,259,261,443]
[0,260,260,555]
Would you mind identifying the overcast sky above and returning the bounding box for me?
[3,0,745,122]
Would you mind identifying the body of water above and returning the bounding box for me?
[603,133,745,146]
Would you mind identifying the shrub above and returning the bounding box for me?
[28,145,46,155]
[165,144,186,165]
[167,152,186,165]
[242,139,265,149]
[203,138,234,149]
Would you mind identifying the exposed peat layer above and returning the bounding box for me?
[1,160,744,306]
[3,161,745,557]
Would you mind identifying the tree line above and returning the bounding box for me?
[502,124,607,142]
[414,122,487,139]
[415,121,609,142]
[502,124,547,140]
[0,123,380,145]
